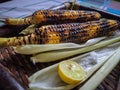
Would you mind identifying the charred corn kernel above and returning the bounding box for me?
[5,10,101,25]
[0,19,119,47]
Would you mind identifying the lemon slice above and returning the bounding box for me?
[58,60,86,84]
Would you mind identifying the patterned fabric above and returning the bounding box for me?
[0,0,69,18]
[0,0,74,26]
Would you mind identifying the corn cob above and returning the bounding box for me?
[0,19,119,47]
[20,20,105,35]
[5,10,101,25]
[37,19,119,44]
[32,10,101,24]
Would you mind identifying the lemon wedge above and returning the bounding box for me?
[58,60,86,85]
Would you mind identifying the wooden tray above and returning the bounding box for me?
[0,2,120,90]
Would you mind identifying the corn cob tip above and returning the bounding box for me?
[5,17,32,25]
[100,19,120,27]
[5,18,23,25]
[0,38,8,47]
[95,12,101,19]
[108,19,119,26]
[6,18,14,25]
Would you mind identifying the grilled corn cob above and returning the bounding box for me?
[5,10,101,25]
[20,20,106,35]
[0,19,119,47]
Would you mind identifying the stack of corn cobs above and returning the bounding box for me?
[0,10,120,47]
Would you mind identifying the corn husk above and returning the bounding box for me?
[19,25,35,35]
[31,36,120,62]
[14,37,106,55]
[29,42,119,90]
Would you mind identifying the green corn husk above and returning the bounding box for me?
[80,46,120,90]
[31,36,120,62]
[14,37,106,55]
[19,24,35,35]
[29,42,119,90]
